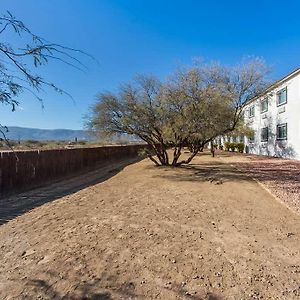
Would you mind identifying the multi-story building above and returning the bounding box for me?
[242,68,300,159]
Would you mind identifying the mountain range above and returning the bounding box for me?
[4,126,90,141]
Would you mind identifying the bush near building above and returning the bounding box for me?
[224,142,245,153]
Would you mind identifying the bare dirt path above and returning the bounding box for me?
[0,157,139,225]
[0,152,299,299]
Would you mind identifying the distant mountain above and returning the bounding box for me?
[5,126,90,141]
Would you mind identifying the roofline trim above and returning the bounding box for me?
[244,67,300,106]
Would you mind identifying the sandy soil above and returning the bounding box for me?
[0,152,299,299]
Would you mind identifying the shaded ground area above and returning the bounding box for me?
[0,152,299,299]
[0,157,140,225]
[220,151,300,214]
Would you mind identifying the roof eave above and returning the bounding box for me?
[244,67,300,106]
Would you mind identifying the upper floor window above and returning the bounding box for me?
[260,97,268,113]
[276,123,287,140]
[249,105,255,118]
[277,87,287,106]
[261,127,268,142]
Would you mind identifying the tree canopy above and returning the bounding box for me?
[0,11,92,143]
[88,59,269,166]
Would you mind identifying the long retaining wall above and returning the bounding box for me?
[0,144,148,198]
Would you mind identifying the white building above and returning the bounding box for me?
[242,68,300,159]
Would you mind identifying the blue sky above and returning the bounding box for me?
[1,0,300,130]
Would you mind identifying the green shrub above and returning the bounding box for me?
[236,142,245,153]
[224,142,230,151]
[224,142,242,152]
[229,142,236,151]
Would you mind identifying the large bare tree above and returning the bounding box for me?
[88,59,269,166]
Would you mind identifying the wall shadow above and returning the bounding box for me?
[246,112,298,159]
[0,157,141,225]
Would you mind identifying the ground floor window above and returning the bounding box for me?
[276,123,287,140]
[249,135,255,143]
[261,127,268,142]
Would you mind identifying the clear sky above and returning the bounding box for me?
[1,0,300,130]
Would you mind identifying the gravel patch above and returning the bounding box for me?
[224,152,300,215]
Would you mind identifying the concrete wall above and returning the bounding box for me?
[0,144,149,197]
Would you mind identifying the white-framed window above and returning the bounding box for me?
[261,127,268,142]
[277,88,287,106]
[276,123,287,140]
[260,97,268,113]
[249,135,255,143]
[249,105,255,118]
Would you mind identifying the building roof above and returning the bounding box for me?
[244,67,300,106]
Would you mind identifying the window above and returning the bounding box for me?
[261,127,268,142]
[277,88,287,106]
[260,98,268,113]
[239,136,244,143]
[249,105,255,118]
[277,123,287,140]
[249,135,255,143]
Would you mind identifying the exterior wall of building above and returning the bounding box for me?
[243,72,300,159]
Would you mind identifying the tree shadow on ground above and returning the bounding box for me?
[27,273,223,300]
[154,150,300,190]
[155,161,251,184]
[29,277,140,300]
[0,157,140,225]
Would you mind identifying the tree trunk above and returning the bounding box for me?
[147,142,170,166]
[171,146,182,166]
[175,145,203,166]
[210,141,215,157]
[147,154,160,166]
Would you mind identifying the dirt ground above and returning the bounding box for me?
[0,152,299,300]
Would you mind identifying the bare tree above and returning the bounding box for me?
[87,59,269,166]
[0,11,93,144]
